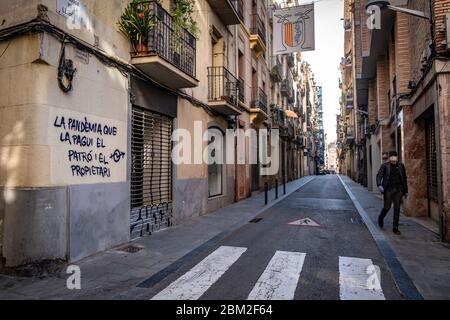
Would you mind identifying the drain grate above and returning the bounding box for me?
[117,245,144,253]
[249,218,263,223]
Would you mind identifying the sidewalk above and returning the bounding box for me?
[0,176,316,300]
[340,175,450,300]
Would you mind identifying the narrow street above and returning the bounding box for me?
[4,0,450,312]
[143,175,401,300]
[1,175,450,301]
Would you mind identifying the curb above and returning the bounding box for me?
[338,175,423,300]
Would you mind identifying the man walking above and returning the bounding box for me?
[376,151,408,235]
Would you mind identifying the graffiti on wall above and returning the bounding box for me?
[53,115,126,180]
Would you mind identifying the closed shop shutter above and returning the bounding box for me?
[426,118,438,201]
[130,106,173,239]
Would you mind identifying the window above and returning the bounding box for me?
[208,127,225,198]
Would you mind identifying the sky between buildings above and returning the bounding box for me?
[299,0,344,143]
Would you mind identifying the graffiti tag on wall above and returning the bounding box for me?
[53,115,126,179]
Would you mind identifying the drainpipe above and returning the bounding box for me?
[234,115,239,202]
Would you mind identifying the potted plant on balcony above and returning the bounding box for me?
[118,0,156,55]
[170,0,199,68]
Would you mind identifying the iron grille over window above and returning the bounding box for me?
[138,1,196,78]
[130,107,173,239]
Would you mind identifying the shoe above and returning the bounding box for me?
[378,216,384,229]
[393,228,401,235]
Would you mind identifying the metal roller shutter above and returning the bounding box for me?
[130,107,173,240]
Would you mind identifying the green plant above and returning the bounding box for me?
[169,0,199,67]
[171,0,199,38]
[118,0,156,51]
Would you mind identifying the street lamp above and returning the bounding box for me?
[366,0,431,22]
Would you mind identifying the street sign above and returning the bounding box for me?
[288,218,321,227]
[273,4,315,55]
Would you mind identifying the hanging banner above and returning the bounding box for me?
[273,4,315,55]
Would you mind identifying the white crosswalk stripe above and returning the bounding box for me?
[151,246,247,300]
[150,246,387,300]
[339,256,386,300]
[247,251,307,300]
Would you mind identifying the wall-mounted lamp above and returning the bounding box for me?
[366,0,431,22]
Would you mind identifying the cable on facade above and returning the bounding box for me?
[0,19,221,118]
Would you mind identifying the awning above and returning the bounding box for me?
[285,110,299,118]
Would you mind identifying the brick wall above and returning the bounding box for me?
[376,56,389,120]
[360,0,370,56]
[368,80,377,125]
[409,0,432,83]
[395,13,411,93]
[434,0,450,54]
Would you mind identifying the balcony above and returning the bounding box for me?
[271,105,286,128]
[346,126,355,145]
[281,78,294,100]
[251,87,268,115]
[346,91,354,102]
[130,1,198,89]
[207,0,242,25]
[344,19,352,31]
[250,13,267,55]
[292,68,299,81]
[208,67,242,116]
[270,56,282,83]
[287,54,295,68]
[345,104,353,115]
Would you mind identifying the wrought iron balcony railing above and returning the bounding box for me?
[250,13,267,46]
[238,77,245,103]
[136,1,196,78]
[208,66,239,105]
[251,87,268,114]
[281,78,294,99]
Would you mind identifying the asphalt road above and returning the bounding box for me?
[143,175,402,300]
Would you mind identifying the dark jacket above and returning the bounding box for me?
[376,162,408,195]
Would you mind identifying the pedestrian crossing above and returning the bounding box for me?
[151,246,386,301]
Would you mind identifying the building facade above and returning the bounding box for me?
[0,0,318,268]
[338,0,450,242]
[327,141,338,172]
